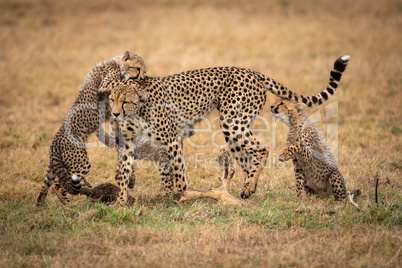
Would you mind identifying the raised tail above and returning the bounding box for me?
[257,55,350,107]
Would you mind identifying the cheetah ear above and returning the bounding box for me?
[123,51,132,61]
[295,103,307,112]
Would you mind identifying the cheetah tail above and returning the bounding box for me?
[259,55,350,107]
[51,150,82,195]
[299,55,350,107]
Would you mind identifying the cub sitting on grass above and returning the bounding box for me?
[270,99,361,207]
[36,51,147,206]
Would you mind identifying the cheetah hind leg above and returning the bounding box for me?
[36,167,57,206]
[329,171,360,208]
[128,172,135,189]
[53,181,71,205]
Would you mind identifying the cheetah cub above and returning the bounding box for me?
[270,99,361,207]
[36,51,146,206]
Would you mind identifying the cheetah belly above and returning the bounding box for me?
[302,158,333,195]
[131,134,163,161]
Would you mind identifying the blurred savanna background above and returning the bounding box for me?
[0,0,401,267]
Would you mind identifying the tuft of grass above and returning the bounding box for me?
[390,125,402,135]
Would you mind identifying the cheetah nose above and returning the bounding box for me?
[113,112,120,117]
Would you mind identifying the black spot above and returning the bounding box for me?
[334,60,346,72]
[122,155,128,161]
[327,87,334,95]
[312,96,318,103]
[330,70,342,81]
[329,82,338,89]
[320,92,328,100]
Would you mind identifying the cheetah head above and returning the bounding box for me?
[270,99,306,127]
[109,82,147,120]
[119,51,148,81]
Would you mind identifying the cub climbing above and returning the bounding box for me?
[36,51,146,206]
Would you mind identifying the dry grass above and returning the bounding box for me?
[0,0,401,267]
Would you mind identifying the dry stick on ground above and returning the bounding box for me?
[176,149,242,205]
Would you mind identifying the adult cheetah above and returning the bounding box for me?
[36,51,146,206]
[103,55,350,205]
[270,98,361,207]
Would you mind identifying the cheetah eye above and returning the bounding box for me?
[110,98,114,102]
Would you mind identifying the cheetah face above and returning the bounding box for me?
[109,84,143,120]
[270,99,306,126]
[120,51,148,81]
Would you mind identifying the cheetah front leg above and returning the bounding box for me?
[158,148,174,194]
[170,141,188,193]
[279,144,301,162]
[279,143,312,162]
[115,143,135,206]
[292,160,307,198]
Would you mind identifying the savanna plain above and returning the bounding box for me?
[0,0,401,267]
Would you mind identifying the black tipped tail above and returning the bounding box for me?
[71,175,82,194]
[301,55,350,107]
[257,55,350,108]
[61,174,82,195]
